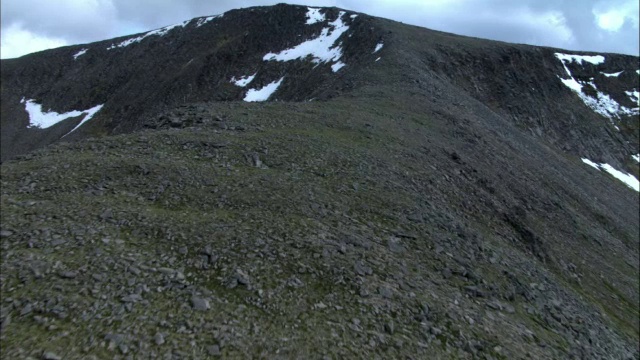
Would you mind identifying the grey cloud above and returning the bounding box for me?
[1,0,119,43]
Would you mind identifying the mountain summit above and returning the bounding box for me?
[1,4,638,359]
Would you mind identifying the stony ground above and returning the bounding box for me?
[1,94,638,359]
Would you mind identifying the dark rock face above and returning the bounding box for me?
[419,43,638,169]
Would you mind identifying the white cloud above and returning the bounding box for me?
[595,10,625,31]
[1,23,67,59]
[593,0,639,32]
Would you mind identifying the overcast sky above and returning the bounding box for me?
[1,0,638,59]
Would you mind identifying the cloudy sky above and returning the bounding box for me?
[1,0,638,59]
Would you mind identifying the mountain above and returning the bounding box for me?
[1,4,638,359]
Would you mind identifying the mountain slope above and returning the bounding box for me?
[1,5,384,161]
[1,4,638,359]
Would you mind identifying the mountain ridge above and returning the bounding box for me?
[2,4,638,168]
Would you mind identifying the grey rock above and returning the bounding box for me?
[201,245,213,256]
[206,344,221,356]
[50,239,66,247]
[20,303,33,316]
[158,267,176,275]
[464,285,486,297]
[178,246,188,255]
[384,321,395,334]
[378,286,393,298]
[1,314,11,330]
[287,277,305,288]
[226,278,239,289]
[420,302,430,316]
[99,209,113,220]
[388,237,405,253]
[59,271,77,279]
[314,302,328,310]
[175,271,185,281]
[234,269,250,286]
[121,294,142,303]
[170,118,183,127]
[354,261,373,276]
[104,333,125,345]
[191,296,210,311]
[154,333,165,345]
[0,230,14,238]
[338,244,347,254]
[42,352,62,360]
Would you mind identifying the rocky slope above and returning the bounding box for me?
[1,4,638,359]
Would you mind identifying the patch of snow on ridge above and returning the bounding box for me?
[21,98,104,135]
[582,84,639,118]
[632,154,639,163]
[373,43,383,53]
[231,73,257,87]
[555,53,605,66]
[331,61,346,72]
[555,53,638,120]
[107,20,190,50]
[263,11,349,70]
[601,71,623,77]
[196,15,221,27]
[305,7,325,24]
[73,49,88,60]
[244,77,284,102]
[582,158,639,192]
[625,90,639,104]
[63,104,104,137]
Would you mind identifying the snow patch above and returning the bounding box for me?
[601,71,623,77]
[196,15,221,27]
[263,11,349,70]
[305,7,325,25]
[625,90,639,104]
[231,73,257,87]
[632,154,639,163]
[373,43,383,53]
[350,14,358,19]
[582,158,639,192]
[555,53,605,67]
[331,61,346,72]
[73,49,88,60]
[21,98,104,135]
[555,53,639,121]
[107,20,190,50]
[244,77,284,102]
[375,57,381,62]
